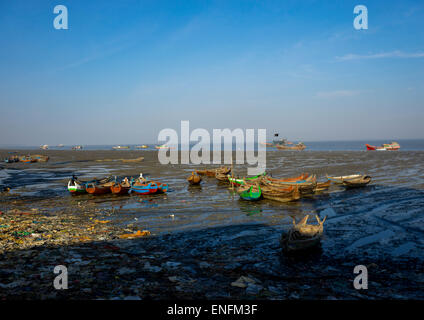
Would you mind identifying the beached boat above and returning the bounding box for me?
[281,215,326,252]
[136,145,148,149]
[342,175,372,188]
[215,172,230,182]
[196,166,231,177]
[366,142,400,151]
[40,145,49,150]
[260,185,301,203]
[155,182,169,193]
[237,184,262,201]
[326,174,363,184]
[67,178,87,194]
[121,156,144,163]
[228,172,267,186]
[314,180,331,192]
[110,178,131,195]
[131,182,159,195]
[187,172,202,185]
[19,156,36,163]
[72,145,83,150]
[86,181,114,195]
[264,174,317,195]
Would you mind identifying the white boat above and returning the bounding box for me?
[40,144,49,150]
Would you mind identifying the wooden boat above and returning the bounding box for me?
[281,215,326,252]
[19,156,36,163]
[314,180,331,192]
[110,178,131,195]
[131,182,159,195]
[155,182,169,193]
[86,181,114,194]
[238,184,262,201]
[264,174,316,195]
[187,172,202,185]
[342,175,371,188]
[215,172,229,182]
[228,172,267,186]
[264,173,309,184]
[366,142,400,151]
[67,178,87,194]
[196,166,231,177]
[276,142,306,150]
[260,185,301,203]
[326,174,363,184]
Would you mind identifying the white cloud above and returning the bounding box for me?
[337,51,424,61]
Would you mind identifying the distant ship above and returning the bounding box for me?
[366,142,400,151]
[262,133,306,150]
[112,145,130,150]
[57,144,64,147]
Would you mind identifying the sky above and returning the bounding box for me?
[0,0,423,145]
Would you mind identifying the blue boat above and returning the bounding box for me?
[130,182,158,195]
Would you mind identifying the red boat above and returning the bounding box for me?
[366,142,400,151]
[86,181,113,195]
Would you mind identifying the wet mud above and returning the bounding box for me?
[0,149,423,299]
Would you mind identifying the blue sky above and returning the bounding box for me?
[0,0,423,145]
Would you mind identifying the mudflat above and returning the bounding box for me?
[0,149,423,299]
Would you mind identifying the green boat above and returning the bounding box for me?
[228,172,267,186]
[238,184,262,201]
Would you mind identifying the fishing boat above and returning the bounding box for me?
[196,166,231,177]
[110,178,131,195]
[112,145,130,150]
[366,142,400,151]
[67,178,87,194]
[342,175,372,188]
[136,145,148,149]
[19,156,36,163]
[155,182,169,193]
[326,174,363,184]
[31,155,49,162]
[260,185,301,203]
[314,180,331,192]
[215,172,230,182]
[237,184,262,201]
[40,144,49,150]
[72,145,83,150]
[131,182,159,195]
[86,181,114,195]
[275,142,306,150]
[264,174,317,195]
[187,172,202,185]
[228,172,267,186]
[281,215,326,252]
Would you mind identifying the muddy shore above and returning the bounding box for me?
[1,149,423,299]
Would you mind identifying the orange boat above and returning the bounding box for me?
[110,178,131,195]
[366,142,400,151]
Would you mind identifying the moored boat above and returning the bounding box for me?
[326,174,363,184]
[366,142,400,151]
[86,181,114,195]
[237,184,262,201]
[110,178,131,195]
[131,182,159,195]
[187,172,202,185]
[342,175,372,188]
